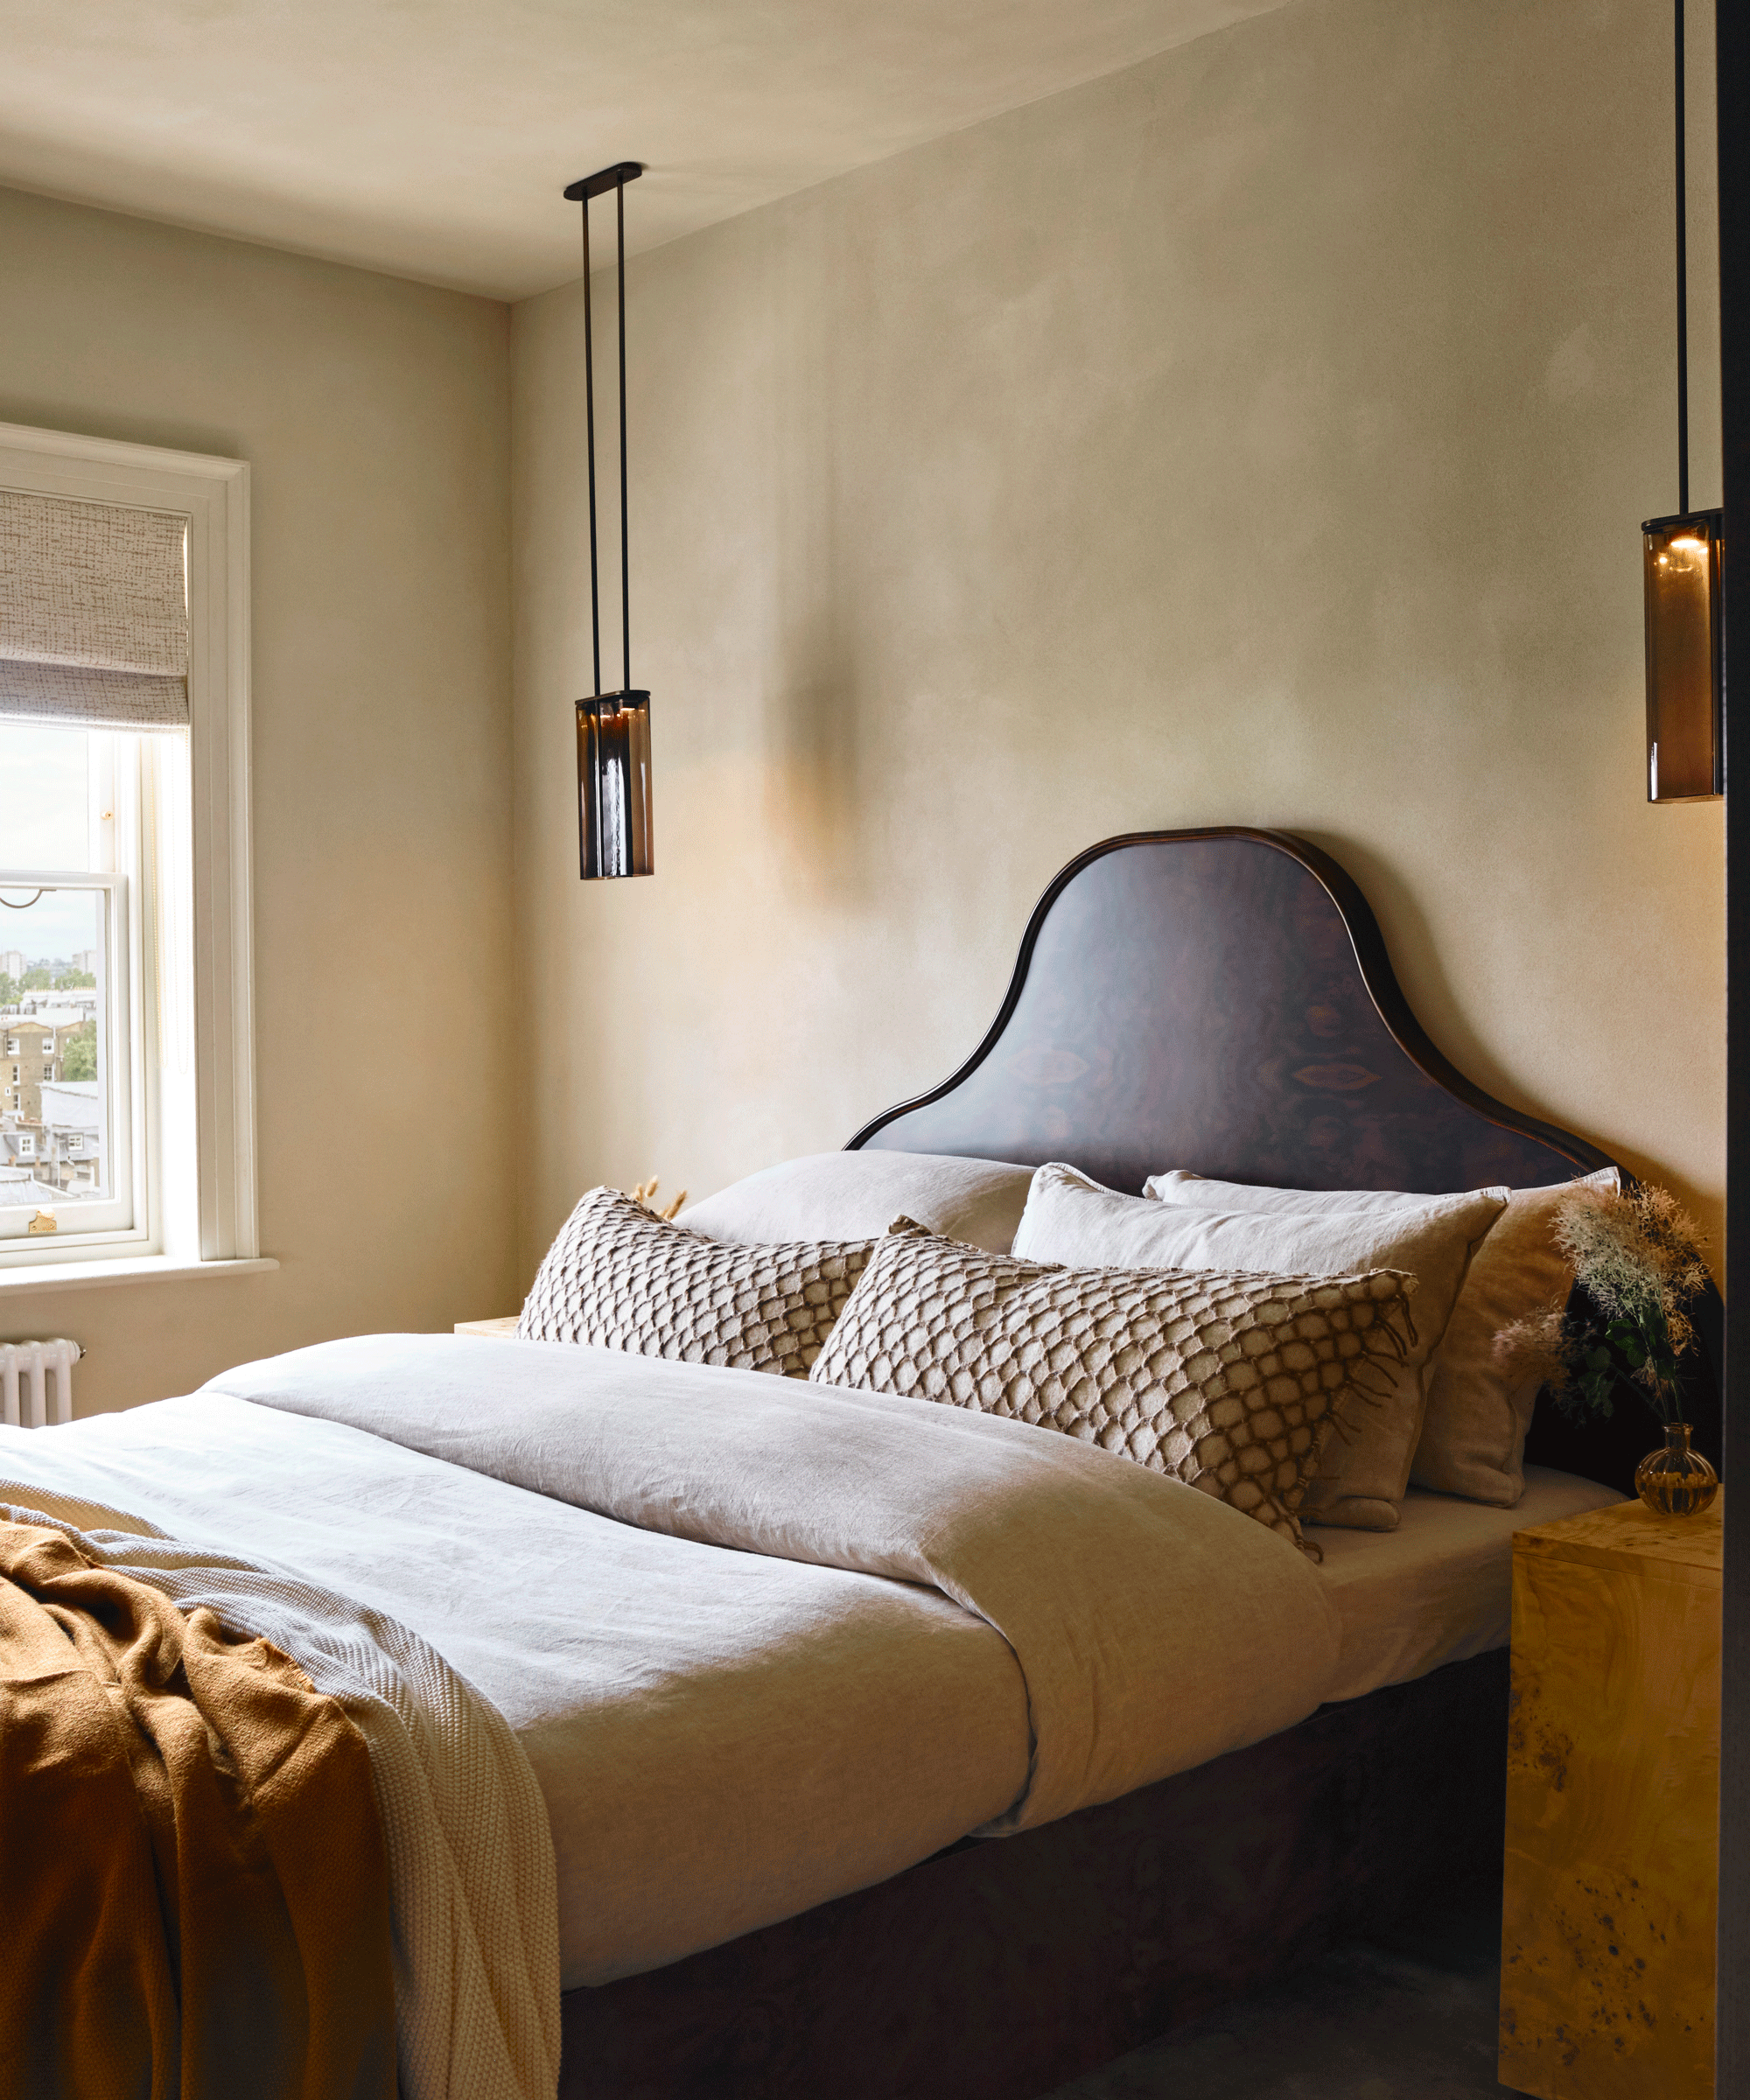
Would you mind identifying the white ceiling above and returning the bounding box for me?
[0,0,1293,303]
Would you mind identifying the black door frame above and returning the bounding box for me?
[1718,3,1747,2090]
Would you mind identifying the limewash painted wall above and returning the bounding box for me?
[510,0,1726,1278]
[0,185,516,1410]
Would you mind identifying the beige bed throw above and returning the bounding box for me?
[208,1334,1345,1837]
[5,1334,1344,1992]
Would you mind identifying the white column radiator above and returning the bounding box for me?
[1,1339,80,1427]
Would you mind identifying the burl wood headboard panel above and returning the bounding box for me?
[850,829,1614,1195]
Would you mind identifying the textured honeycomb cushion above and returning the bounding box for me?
[809,1219,1418,1557]
[1144,1166,1619,1507]
[1016,1165,1506,1532]
[679,1152,1034,1256]
[519,1186,874,1378]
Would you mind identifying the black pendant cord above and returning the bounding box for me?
[618,178,631,695]
[1677,0,1690,515]
[581,200,601,697]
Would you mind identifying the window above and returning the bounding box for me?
[1,724,142,1239]
[0,420,259,1275]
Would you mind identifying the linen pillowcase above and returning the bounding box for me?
[1145,1165,1619,1505]
[1014,1164,1507,1531]
[519,1186,874,1378]
[679,1151,1035,1256]
[809,1218,1418,1558]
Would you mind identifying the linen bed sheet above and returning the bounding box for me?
[1314,1465,1621,1702]
[0,1334,1343,1991]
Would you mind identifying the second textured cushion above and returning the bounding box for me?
[1014,1164,1507,1530]
[809,1219,1418,1556]
[1145,1164,1619,1505]
[519,1186,873,1377]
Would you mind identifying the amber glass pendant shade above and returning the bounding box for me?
[1642,511,1724,802]
[578,690,653,878]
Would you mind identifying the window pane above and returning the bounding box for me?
[0,722,94,871]
[0,886,106,1209]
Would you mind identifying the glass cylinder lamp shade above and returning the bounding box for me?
[577,690,654,878]
[1642,511,1724,802]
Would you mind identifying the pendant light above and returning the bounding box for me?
[566,160,654,875]
[1642,0,1723,802]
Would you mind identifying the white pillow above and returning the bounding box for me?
[679,1151,1035,1256]
[1013,1164,1507,1531]
[1145,1166,1618,1506]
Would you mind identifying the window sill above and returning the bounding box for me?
[0,1254,278,1294]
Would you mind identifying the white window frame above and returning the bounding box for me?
[0,420,265,1281]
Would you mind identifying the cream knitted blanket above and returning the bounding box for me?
[0,1480,560,2100]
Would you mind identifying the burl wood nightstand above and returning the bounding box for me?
[1499,1494,1722,2099]
[454,1317,521,1337]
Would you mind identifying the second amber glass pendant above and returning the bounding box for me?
[1641,510,1724,802]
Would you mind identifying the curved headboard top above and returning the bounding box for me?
[850,829,1615,1198]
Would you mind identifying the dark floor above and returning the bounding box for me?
[1041,1906,1523,2100]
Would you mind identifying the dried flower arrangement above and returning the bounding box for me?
[1496,1182,1711,1429]
[626,1176,687,1222]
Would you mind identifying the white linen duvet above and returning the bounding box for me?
[0,1334,1348,2056]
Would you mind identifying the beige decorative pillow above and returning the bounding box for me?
[1144,1166,1618,1506]
[679,1150,1034,1256]
[809,1219,1418,1557]
[519,1186,873,1377]
[1018,1164,1506,1530]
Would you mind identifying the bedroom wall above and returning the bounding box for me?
[513,0,1726,1279]
[0,185,516,1410]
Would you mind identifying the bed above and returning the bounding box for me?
[0,826,1715,2100]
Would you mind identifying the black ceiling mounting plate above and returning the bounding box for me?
[564,162,645,202]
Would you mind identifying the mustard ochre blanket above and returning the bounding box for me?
[0,1519,395,2100]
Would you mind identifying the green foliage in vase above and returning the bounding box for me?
[1497,1184,1710,1429]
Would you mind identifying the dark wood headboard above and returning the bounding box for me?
[850,830,1611,1191]
[847,829,1718,1490]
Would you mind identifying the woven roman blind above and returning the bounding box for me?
[0,488,189,731]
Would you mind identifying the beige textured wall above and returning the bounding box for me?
[0,186,516,1410]
[511,0,1726,1283]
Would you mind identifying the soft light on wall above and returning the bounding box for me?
[1642,0,1723,803]
[566,160,654,876]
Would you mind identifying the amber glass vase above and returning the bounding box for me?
[1634,1422,1719,1516]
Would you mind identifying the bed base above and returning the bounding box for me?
[561,1647,1508,2100]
